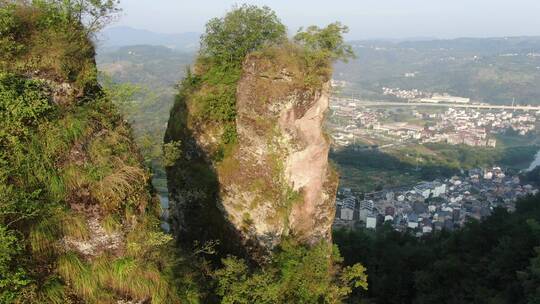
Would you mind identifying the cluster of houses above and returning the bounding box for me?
[328,99,538,148]
[382,87,472,105]
[371,107,538,147]
[382,87,425,100]
[429,108,536,137]
[334,167,538,235]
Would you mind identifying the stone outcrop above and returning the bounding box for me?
[166,46,338,260]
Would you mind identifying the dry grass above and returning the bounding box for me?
[58,253,178,304]
[29,218,61,257]
[92,160,148,212]
[61,213,90,240]
[101,214,122,234]
[63,164,92,190]
[57,253,102,302]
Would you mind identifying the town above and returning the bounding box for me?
[334,167,539,235]
[329,96,538,148]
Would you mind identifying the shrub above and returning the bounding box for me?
[214,241,368,303]
[162,140,182,167]
[0,225,30,303]
[181,5,288,147]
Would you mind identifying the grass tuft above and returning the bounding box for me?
[40,278,67,304]
[62,213,90,240]
[29,218,60,257]
[93,160,147,211]
[101,214,122,234]
[58,253,178,304]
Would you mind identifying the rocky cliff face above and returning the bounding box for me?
[224,49,337,249]
[166,46,337,259]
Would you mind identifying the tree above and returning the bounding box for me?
[35,0,121,34]
[200,4,286,64]
[294,22,356,63]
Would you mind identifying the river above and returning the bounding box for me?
[526,150,540,171]
[159,194,170,232]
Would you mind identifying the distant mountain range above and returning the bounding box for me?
[98,27,540,56]
[96,29,540,105]
[97,26,200,52]
[348,36,540,54]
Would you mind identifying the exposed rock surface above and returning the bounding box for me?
[167,46,338,260]
[61,218,124,258]
[222,49,337,252]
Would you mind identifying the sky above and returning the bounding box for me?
[113,0,540,40]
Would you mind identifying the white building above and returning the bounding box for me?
[366,216,377,229]
[339,196,356,221]
[360,200,374,211]
[408,221,419,229]
[414,184,432,199]
[414,181,446,199]
[407,213,419,229]
[422,226,433,234]
[340,207,354,221]
[432,182,447,197]
[359,208,370,222]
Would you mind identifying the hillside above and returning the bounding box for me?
[97,45,194,87]
[334,37,540,105]
[0,2,185,302]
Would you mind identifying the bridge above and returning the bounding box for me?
[332,98,540,112]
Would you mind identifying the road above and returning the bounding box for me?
[334,99,540,111]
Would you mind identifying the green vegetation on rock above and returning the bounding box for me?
[0,2,201,302]
[1,1,369,302]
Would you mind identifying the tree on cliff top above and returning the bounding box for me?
[294,22,356,63]
[31,0,121,34]
[200,4,287,64]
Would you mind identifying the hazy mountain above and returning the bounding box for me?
[336,36,540,104]
[98,26,200,51]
